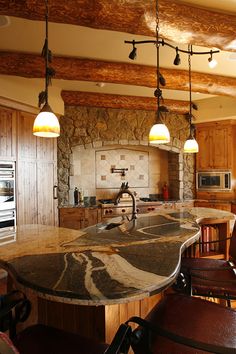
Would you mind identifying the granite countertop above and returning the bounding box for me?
[0,208,235,306]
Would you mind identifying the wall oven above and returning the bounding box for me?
[0,161,16,211]
[196,171,231,191]
[0,162,16,244]
[0,209,16,245]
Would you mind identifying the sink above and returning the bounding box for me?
[104,222,123,230]
[98,222,123,231]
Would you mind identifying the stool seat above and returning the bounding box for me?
[14,324,109,354]
[181,257,236,298]
[132,293,236,353]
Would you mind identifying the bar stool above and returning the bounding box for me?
[0,290,109,354]
[108,293,236,353]
[178,228,236,306]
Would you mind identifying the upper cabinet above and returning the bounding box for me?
[196,120,234,171]
[0,106,17,160]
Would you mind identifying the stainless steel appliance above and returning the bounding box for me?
[99,199,162,221]
[0,209,16,245]
[0,162,16,244]
[197,171,231,191]
[0,161,16,211]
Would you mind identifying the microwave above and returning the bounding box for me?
[197,171,231,191]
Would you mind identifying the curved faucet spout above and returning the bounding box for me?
[114,188,137,220]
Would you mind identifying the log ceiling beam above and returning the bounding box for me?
[61,91,190,114]
[0,0,236,51]
[1,52,236,98]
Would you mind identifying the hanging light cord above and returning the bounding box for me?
[156,0,161,122]
[38,0,55,108]
[188,44,193,129]
[44,0,49,105]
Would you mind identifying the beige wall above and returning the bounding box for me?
[0,76,64,115]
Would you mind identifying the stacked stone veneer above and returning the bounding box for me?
[58,106,195,205]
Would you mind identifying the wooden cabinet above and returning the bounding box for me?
[59,207,99,230]
[0,106,17,160]
[196,121,233,170]
[17,111,58,226]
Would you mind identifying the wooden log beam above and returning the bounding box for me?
[61,90,190,114]
[0,0,236,51]
[1,52,236,98]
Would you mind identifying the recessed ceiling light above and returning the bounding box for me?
[0,16,10,28]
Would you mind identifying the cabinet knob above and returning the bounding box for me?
[121,209,126,213]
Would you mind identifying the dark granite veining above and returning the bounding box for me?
[0,208,235,305]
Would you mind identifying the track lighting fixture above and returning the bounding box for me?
[184,46,199,154]
[33,0,60,138]
[208,50,218,69]
[125,0,219,146]
[173,48,181,66]
[125,39,219,67]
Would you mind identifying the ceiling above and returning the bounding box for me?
[1,0,236,120]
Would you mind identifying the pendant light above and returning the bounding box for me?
[149,0,170,145]
[33,0,60,138]
[184,46,199,153]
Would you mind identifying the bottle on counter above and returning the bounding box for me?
[162,183,169,201]
[74,187,79,205]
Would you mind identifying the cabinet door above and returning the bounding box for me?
[59,208,85,230]
[17,111,58,226]
[212,126,232,169]
[17,160,38,225]
[0,106,17,160]
[37,161,58,226]
[196,123,232,170]
[196,127,212,170]
[18,111,37,160]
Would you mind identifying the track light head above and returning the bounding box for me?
[129,41,137,60]
[159,73,166,86]
[208,51,218,68]
[173,49,181,65]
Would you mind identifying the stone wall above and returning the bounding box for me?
[58,106,196,205]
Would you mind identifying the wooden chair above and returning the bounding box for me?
[0,290,109,354]
[108,293,236,353]
[177,227,236,306]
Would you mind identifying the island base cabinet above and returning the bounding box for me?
[9,271,162,349]
[37,293,162,345]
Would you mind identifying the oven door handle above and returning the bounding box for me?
[53,185,58,200]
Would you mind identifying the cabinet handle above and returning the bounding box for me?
[53,185,58,200]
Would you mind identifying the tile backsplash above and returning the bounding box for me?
[96,148,149,189]
[69,145,168,202]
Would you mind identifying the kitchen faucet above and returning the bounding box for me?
[114,186,137,220]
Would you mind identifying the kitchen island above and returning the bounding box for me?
[0,207,235,342]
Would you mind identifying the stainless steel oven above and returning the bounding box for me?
[0,161,16,211]
[0,209,16,245]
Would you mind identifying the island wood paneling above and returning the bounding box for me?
[36,292,162,345]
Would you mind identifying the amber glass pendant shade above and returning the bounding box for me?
[149,123,170,145]
[33,103,60,138]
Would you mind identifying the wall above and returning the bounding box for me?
[58,106,195,205]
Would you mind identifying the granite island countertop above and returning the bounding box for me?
[0,208,235,306]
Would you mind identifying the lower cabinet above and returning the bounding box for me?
[59,207,100,230]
